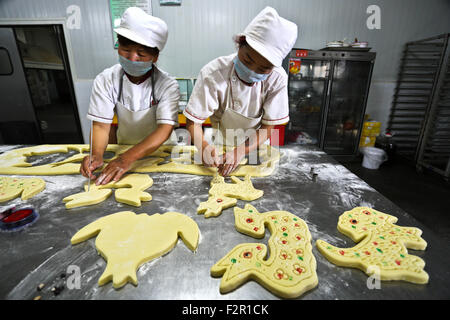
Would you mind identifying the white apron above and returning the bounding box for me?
[212,68,264,146]
[115,68,159,145]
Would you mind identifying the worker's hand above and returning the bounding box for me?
[80,155,104,179]
[202,144,221,167]
[218,148,245,176]
[95,155,133,185]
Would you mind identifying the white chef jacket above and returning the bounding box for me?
[183,53,289,126]
[87,64,179,126]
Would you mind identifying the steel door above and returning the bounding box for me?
[0,27,40,144]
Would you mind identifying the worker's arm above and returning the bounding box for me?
[218,124,275,176]
[95,123,174,185]
[80,121,110,179]
[186,118,220,167]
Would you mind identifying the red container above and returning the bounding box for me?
[270,125,286,146]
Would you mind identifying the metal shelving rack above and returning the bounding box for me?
[416,35,450,180]
[388,33,450,180]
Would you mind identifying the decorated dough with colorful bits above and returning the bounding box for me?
[71,211,199,289]
[0,177,45,202]
[197,174,263,218]
[211,204,318,298]
[63,174,153,209]
[316,207,429,284]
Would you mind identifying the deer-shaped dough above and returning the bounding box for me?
[63,174,153,208]
[71,211,199,289]
[316,207,428,284]
[197,174,263,218]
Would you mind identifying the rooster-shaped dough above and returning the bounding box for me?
[71,211,199,289]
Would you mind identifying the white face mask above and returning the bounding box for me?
[119,55,153,77]
[233,56,269,83]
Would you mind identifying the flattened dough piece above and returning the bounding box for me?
[63,189,113,209]
[197,174,263,218]
[0,144,280,177]
[197,196,237,218]
[209,174,263,201]
[0,144,131,175]
[316,207,429,284]
[211,204,318,298]
[0,177,46,202]
[108,174,153,206]
[71,211,200,289]
[63,174,153,209]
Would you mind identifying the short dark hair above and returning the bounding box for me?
[117,34,159,56]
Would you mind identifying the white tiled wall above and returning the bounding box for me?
[1,0,449,142]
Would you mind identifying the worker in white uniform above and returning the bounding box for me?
[184,7,297,176]
[80,7,180,185]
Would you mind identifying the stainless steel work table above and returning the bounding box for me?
[1,144,449,300]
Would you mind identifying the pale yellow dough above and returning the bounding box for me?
[0,144,280,177]
[63,174,153,209]
[316,207,429,284]
[63,189,113,209]
[71,210,199,289]
[0,176,46,202]
[211,204,318,298]
[0,145,130,175]
[197,174,263,218]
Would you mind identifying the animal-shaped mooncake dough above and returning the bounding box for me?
[211,204,318,298]
[316,207,429,284]
[63,174,153,208]
[0,177,45,202]
[71,211,199,289]
[197,174,263,218]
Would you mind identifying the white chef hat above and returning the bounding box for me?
[241,7,298,67]
[114,7,168,52]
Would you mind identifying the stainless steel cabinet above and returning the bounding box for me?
[284,49,376,157]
